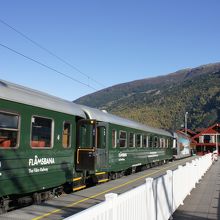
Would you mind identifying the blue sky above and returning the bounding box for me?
[0,0,220,101]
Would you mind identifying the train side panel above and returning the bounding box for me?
[0,99,76,198]
[106,123,173,173]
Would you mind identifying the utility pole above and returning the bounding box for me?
[185,112,188,135]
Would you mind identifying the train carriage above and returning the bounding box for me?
[173,131,191,159]
[0,80,85,212]
[76,106,174,181]
[0,79,176,213]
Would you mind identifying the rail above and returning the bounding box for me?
[64,154,213,220]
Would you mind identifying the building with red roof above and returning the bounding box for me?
[191,123,220,155]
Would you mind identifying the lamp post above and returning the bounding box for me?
[185,112,188,134]
[215,123,219,156]
[216,129,219,156]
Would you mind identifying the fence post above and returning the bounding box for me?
[186,162,191,195]
[145,178,156,220]
[105,193,118,220]
[166,170,173,219]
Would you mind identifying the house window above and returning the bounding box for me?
[31,116,53,148]
[204,135,211,143]
[210,136,215,143]
[0,111,19,148]
[199,136,204,143]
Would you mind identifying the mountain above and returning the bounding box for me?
[74,62,220,130]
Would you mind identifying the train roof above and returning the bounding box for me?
[0,79,85,118]
[79,105,173,137]
[174,131,190,139]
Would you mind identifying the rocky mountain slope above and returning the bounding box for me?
[75,62,220,130]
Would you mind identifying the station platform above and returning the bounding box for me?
[173,158,220,220]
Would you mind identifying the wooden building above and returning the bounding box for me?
[191,123,220,155]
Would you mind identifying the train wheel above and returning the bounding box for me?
[0,198,9,214]
[110,172,117,180]
[33,193,41,205]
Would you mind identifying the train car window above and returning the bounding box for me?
[154,136,158,148]
[166,139,170,148]
[148,136,153,148]
[78,123,96,148]
[62,122,71,148]
[142,135,147,148]
[119,131,127,148]
[31,116,53,148]
[0,111,19,148]
[160,138,165,148]
[136,134,142,148]
[128,132,135,147]
[112,129,117,148]
[97,126,106,149]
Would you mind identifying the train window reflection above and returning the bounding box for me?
[136,134,142,148]
[149,136,153,148]
[119,131,127,148]
[78,123,96,148]
[160,138,166,148]
[0,111,19,148]
[143,135,147,148]
[63,122,71,148]
[31,116,53,148]
[97,126,106,149]
[129,132,135,147]
[154,136,158,148]
[112,129,117,148]
[166,139,169,148]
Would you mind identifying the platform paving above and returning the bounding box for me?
[173,158,220,220]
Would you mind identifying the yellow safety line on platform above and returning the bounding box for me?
[32,159,194,220]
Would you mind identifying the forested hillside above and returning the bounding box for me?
[75,63,220,130]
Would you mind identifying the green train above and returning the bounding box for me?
[76,105,173,181]
[0,80,173,213]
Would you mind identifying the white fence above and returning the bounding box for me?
[65,154,213,220]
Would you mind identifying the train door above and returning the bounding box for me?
[96,122,108,170]
[76,119,96,171]
[76,120,108,172]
